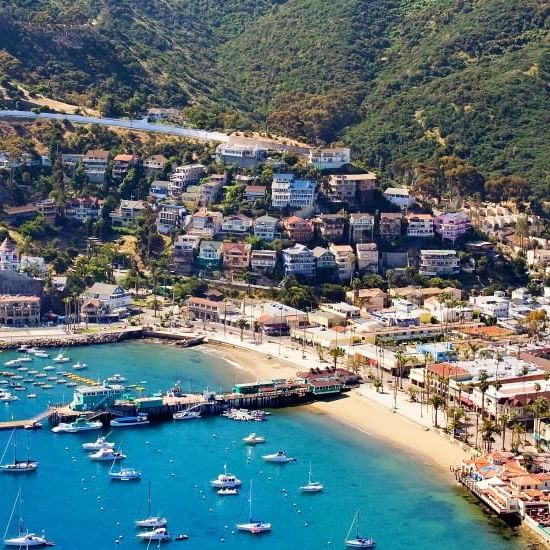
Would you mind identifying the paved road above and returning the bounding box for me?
[0,110,231,143]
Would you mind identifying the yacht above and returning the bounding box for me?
[210,464,242,489]
[135,483,167,529]
[4,360,21,367]
[262,451,296,463]
[51,415,102,433]
[72,361,87,370]
[110,463,141,481]
[89,448,126,461]
[82,435,115,451]
[110,414,149,428]
[1,429,38,473]
[0,393,18,402]
[136,527,171,542]
[42,366,56,372]
[173,410,201,420]
[32,351,49,359]
[242,433,266,445]
[236,481,271,534]
[16,345,30,353]
[107,374,126,383]
[299,461,323,493]
[52,353,70,364]
[345,511,376,549]
[18,355,33,363]
[217,488,239,496]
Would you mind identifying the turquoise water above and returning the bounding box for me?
[0,343,523,549]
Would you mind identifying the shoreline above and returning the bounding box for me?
[200,342,471,480]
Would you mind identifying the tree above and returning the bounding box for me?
[328,347,345,370]
[236,318,249,341]
[484,175,529,203]
[481,420,498,452]
[429,395,445,428]
[498,412,512,451]
[447,406,466,438]
[476,370,489,448]
[514,215,529,251]
[521,310,547,342]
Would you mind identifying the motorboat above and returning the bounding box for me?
[136,527,170,542]
[51,415,102,433]
[18,355,33,363]
[82,435,115,451]
[0,394,18,402]
[72,361,87,370]
[32,351,49,359]
[262,451,296,463]
[299,461,323,493]
[210,464,241,489]
[89,448,125,461]
[4,360,21,367]
[1,429,38,473]
[345,511,376,549]
[42,366,55,372]
[236,481,271,534]
[107,373,126,383]
[217,488,239,496]
[27,394,38,399]
[110,465,141,481]
[24,422,42,431]
[110,414,149,428]
[243,433,266,445]
[52,353,70,364]
[135,482,167,529]
[16,345,29,353]
[173,410,201,420]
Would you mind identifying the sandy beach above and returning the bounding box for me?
[201,342,471,478]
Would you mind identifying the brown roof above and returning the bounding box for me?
[222,242,251,254]
[427,363,470,378]
[85,149,109,159]
[0,295,40,304]
[114,154,137,162]
[245,185,266,193]
[2,204,38,215]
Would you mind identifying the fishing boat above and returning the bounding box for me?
[136,527,170,542]
[72,361,87,370]
[242,433,266,445]
[236,481,271,534]
[52,353,70,364]
[135,482,167,528]
[3,489,54,547]
[299,461,323,493]
[89,447,125,461]
[217,488,239,496]
[110,414,149,428]
[173,410,201,421]
[0,429,38,473]
[107,373,126,383]
[210,464,241,489]
[82,435,115,451]
[261,451,296,463]
[109,458,141,481]
[345,511,376,548]
[51,415,102,433]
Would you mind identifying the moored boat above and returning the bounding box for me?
[236,481,271,534]
[135,482,167,529]
[242,433,266,445]
[107,373,126,383]
[210,464,241,489]
[136,527,170,542]
[82,435,115,451]
[72,361,87,370]
[51,415,102,433]
[89,447,125,461]
[299,461,323,493]
[261,450,296,463]
[217,487,239,496]
[173,410,201,421]
[52,353,70,364]
[345,511,376,549]
[110,414,149,428]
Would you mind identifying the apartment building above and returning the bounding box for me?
[0,295,40,326]
[312,247,337,272]
[65,197,103,222]
[221,214,253,234]
[308,148,351,170]
[244,185,267,202]
[172,234,200,275]
[250,250,277,271]
[253,215,279,241]
[143,154,168,174]
[109,200,145,227]
[315,214,346,241]
[406,213,434,238]
[36,199,57,225]
[216,143,267,167]
[356,243,379,273]
[282,244,316,277]
[329,244,355,282]
[283,216,314,243]
[156,203,187,234]
[419,250,460,276]
[383,187,415,208]
[169,164,206,196]
[434,212,471,242]
[349,213,375,243]
[186,209,223,238]
[112,154,139,180]
[271,173,316,209]
[222,242,252,271]
[379,213,403,239]
[83,150,109,183]
[197,240,223,268]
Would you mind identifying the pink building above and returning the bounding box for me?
[434,212,471,241]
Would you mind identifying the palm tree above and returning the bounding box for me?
[493,379,502,419]
[328,347,345,370]
[481,420,498,452]
[511,422,524,454]
[530,396,548,443]
[498,412,511,451]
[394,350,411,390]
[236,318,249,341]
[430,395,445,428]
[447,406,466,438]
[475,370,489,448]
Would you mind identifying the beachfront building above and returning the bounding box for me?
[406,213,434,238]
[434,211,471,242]
[109,200,145,227]
[186,209,223,238]
[353,343,423,375]
[356,243,379,273]
[0,295,40,326]
[169,164,206,196]
[253,215,279,242]
[291,325,357,349]
[222,242,252,271]
[70,384,125,412]
[308,148,351,170]
[243,301,308,335]
[282,244,316,278]
[271,173,316,209]
[419,250,459,276]
[349,213,375,243]
[250,250,277,272]
[82,282,132,312]
[216,143,267,168]
[329,244,355,282]
[383,187,415,209]
[188,295,227,322]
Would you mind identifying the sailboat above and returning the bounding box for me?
[345,510,376,548]
[299,461,323,493]
[3,489,54,547]
[236,481,271,534]
[135,482,167,528]
[1,430,38,473]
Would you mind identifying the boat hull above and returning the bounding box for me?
[236,522,272,534]
[134,518,167,529]
[345,539,376,548]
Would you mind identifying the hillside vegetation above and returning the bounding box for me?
[0,0,548,191]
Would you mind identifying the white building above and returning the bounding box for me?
[271,173,316,209]
[216,143,267,168]
[149,180,171,199]
[0,236,20,272]
[383,187,415,209]
[82,283,131,311]
[19,256,47,277]
[406,214,434,238]
[282,244,316,278]
[349,213,375,243]
[250,250,277,271]
[470,292,510,319]
[253,215,279,242]
[308,148,351,170]
[109,200,146,227]
[329,244,355,282]
[83,150,109,183]
[423,296,474,323]
[156,203,187,234]
[419,250,459,276]
[169,164,206,196]
[221,214,253,234]
[65,197,103,222]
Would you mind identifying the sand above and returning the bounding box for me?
[202,342,471,478]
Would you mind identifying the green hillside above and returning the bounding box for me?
[0,0,548,189]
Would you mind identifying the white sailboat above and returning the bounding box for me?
[0,430,38,473]
[136,527,170,542]
[236,481,271,534]
[3,489,54,547]
[299,461,323,493]
[135,482,167,529]
[345,510,376,548]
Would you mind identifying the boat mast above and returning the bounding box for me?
[13,429,17,464]
[356,510,360,539]
[148,481,152,517]
[249,481,253,521]
[2,488,20,541]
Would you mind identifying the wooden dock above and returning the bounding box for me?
[0,407,60,431]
